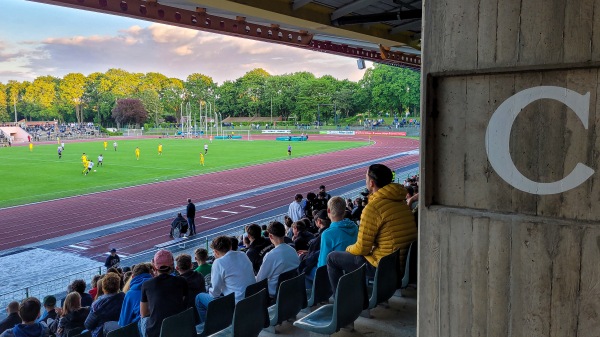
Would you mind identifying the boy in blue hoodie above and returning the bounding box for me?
[318,196,359,268]
[0,297,49,337]
[118,264,153,327]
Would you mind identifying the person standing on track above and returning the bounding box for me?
[186,198,196,236]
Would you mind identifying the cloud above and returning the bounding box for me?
[0,23,369,84]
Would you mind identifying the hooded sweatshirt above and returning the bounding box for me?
[0,323,49,337]
[317,218,359,267]
[56,307,90,337]
[118,273,153,327]
[84,292,125,337]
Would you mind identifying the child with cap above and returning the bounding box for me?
[104,248,120,270]
[0,297,49,337]
[139,250,187,337]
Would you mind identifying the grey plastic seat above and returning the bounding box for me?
[400,240,418,289]
[72,331,91,337]
[274,268,298,299]
[106,321,140,337]
[207,288,268,337]
[244,278,270,328]
[362,250,400,317]
[159,307,196,337]
[306,265,332,308]
[265,272,307,332]
[244,278,268,298]
[65,327,85,337]
[293,264,367,335]
[196,292,235,337]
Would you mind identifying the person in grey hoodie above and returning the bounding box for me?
[118,264,153,327]
[317,196,359,268]
[0,297,49,337]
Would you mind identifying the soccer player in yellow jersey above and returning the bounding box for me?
[200,153,205,166]
[57,136,60,145]
[81,153,88,163]
[158,144,163,155]
[29,143,33,152]
[103,141,108,150]
[135,147,140,160]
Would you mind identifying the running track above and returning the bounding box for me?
[0,135,418,260]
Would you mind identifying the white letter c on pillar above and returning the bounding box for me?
[485,86,594,195]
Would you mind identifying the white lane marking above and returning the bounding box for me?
[201,216,219,220]
[68,245,88,250]
[239,205,256,208]
[221,210,239,214]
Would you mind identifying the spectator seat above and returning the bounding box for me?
[207,289,268,337]
[265,272,307,333]
[159,307,196,337]
[293,264,367,335]
[362,249,400,317]
[196,292,235,337]
[106,321,140,337]
[305,265,332,310]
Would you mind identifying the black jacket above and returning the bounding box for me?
[0,313,20,334]
[186,203,196,218]
[54,307,90,337]
[245,237,274,274]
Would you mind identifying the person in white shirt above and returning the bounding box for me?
[288,194,304,222]
[256,221,300,298]
[97,154,103,166]
[195,236,255,324]
[85,160,94,175]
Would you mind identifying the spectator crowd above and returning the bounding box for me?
[0,164,418,337]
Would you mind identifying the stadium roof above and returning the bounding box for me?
[30,0,422,69]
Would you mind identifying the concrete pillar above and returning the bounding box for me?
[419,1,600,336]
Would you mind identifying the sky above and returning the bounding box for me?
[0,0,371,84]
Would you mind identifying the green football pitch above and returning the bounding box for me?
[0,138,366,208]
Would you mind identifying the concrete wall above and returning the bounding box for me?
[419,1,600,336]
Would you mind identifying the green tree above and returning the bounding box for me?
[160,78,185,123]
[22,76,59,120]
[58,73,86,123]
[5,81,24,122]
[0,83,9,122]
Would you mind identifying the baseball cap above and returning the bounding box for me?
[316,209,329,221]
[153,250,174,271]
[43,295,56,307]
[110,248,116,253]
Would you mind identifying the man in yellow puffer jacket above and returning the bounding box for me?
[327,164,417,293]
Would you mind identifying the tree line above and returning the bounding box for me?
[0,64,420,126]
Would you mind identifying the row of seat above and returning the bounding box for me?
[90,242,417,337]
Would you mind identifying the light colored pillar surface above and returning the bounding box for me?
[419,1,600,336]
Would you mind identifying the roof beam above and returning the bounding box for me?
[190,0,414,47]
[292,0,313,11]
[390,19,421,34]
[330,0,377,21]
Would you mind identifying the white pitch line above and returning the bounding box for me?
[239,205,256,208]
[68,245,88,250]
[201,216,219,220]
[221,210,239,214]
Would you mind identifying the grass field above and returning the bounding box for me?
[0,137,366,208]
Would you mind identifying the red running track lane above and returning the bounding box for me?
[0,136,418,252]
[57,154,418,261]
